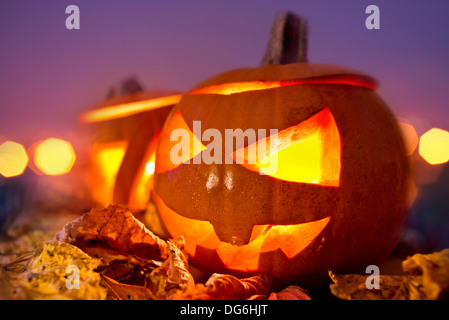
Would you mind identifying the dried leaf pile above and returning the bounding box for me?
[0,205,310,300]
[329,249,449,300]
[2,204,448,300]
[1,241,106,300]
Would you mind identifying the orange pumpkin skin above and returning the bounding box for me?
[153,63,409,287]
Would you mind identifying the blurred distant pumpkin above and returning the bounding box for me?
[79,78,181,211]
[152,13,410,287]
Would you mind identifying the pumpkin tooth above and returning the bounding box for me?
[211,222,253,246]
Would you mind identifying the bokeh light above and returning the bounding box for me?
[398,121,419,156]
[35,138,76,175]
[419,128,449,165]
[0,141,28,177]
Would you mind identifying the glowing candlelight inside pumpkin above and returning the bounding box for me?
[154,192,330,272]
[233,107,340,186]
[90,140,128,207]
[128,134,159,210]
[79,80,179,210]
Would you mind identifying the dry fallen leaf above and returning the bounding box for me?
[329,272,404,300]
[143,238,194,299]
[329,249,449,300]
[0,230,50,266]
[402,249,449,299]
[54,205,194,299]
[2,205,312,300]
[268,285,311,300]
[95,254,161,286]
[55,205,169,261]
[206,273,272,299]
[1,241,107,300]
[150,239,194,287]
[169,273,272,300]
[101,274,154,300]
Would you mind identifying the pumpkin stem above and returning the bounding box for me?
[107,77,143,99]
[261,11,308,66]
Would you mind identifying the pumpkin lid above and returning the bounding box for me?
[93,89,180,110]
[190,63,378,93]
[80,89,182,123]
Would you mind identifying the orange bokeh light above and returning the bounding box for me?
[35,138,76,175]
[0,141,28,178]
[419,128,449,165]
[398,121,419,156]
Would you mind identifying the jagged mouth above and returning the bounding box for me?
[154,193,330,272]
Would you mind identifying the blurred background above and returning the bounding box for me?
[0,0,448,253]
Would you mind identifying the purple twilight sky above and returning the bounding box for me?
[1,0,449,146]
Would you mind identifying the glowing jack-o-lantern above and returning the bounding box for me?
[152,13,409,287]
[79,79,182,211]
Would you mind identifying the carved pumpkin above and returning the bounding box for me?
[152,13,409,287]
[79,78,182,211]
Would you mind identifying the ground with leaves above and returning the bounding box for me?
[0,205,310,300]
[1,205,448,300]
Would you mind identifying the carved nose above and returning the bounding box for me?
[203,165,254,245]
[210,219,254,246]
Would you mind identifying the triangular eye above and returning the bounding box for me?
[156,110,206,173]
[232,107,341,186]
